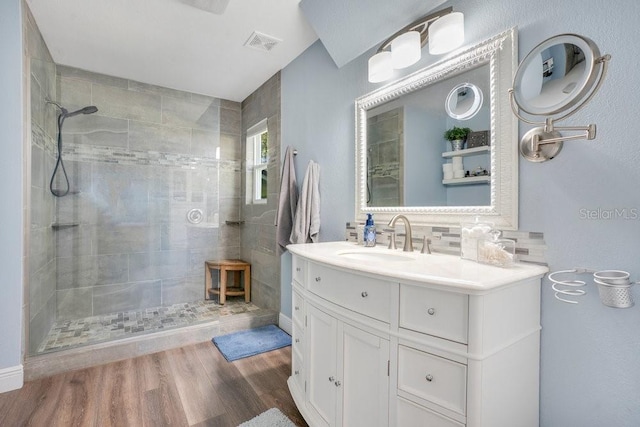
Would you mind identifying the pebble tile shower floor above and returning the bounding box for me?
[37,300,260,354]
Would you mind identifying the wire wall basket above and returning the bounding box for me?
[549,268,636,308]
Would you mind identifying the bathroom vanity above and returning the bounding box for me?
[287,241,548,427]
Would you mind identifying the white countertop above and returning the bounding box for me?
[288,241,548,293]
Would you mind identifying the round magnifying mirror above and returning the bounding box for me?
[512,34,600,116]
[445,83,483,120]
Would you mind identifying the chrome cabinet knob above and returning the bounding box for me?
[335,381,341,387]
[329,376,335,382]
[294,306,300,311]
[295,338,300,343]
[295,370,300,375]
[315,277,322,282]
[425,374,434,382]
[361,291,368,298]
[296,267,301,272]
[427,308,436,315]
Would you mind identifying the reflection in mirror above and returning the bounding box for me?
[513,35,599,116]
[445,83,484,120]
[366,65,490,208]
[355,28,518,229]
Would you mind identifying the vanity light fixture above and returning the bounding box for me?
[367,7,465,83]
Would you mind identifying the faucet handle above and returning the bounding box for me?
[388,232,397,250]
[421,236,430,254]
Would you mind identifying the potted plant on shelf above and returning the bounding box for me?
[444,126,472,151]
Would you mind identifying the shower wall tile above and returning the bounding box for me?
[94,224,162,255]
[220,106,241,135]
[62,114,128,148]
[29,227,56,274]
[161,96,220,131]
[129,120,191,154]
[188,248,221,276]
[57,287,93,320]
[92,280,162,316]
[57,254,129,290]
[31,186,53,228]
[191,129,220,158]
[219,133,242,161]
[29,258,56,321]
[128,80,192,101]
[30,74,44,131]
[128,250,190,282]
[30,142,46,190]
[56,194,99,226]
[191,93,222,107]
[162,275,203,306]
[57,77,92,112]
[220,99,241,112]
[57,65,129,90]
[161,224,218,251]
[92,84,162,123]
[219,162,241,198]
[56,225,94,257]
[28,296,56,354]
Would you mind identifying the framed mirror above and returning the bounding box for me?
[355,28,518,229]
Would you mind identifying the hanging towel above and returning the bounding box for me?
[275,146,299,255]
[290,160,320,244]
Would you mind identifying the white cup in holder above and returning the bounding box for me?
[594,270,630,285]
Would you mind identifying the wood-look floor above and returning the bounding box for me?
[0,342,307,427]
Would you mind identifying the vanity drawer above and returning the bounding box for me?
[308,263,391,323]
[398,345,467,416]
[292,289,305,326]
[397,397,465,427]
[400,285,468,344]
[292,255,306,285]
[292,319,304,360]
[292,349,305,392]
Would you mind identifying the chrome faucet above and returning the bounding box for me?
[387,214,413,252]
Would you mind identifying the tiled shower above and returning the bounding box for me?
[25,6,249,355]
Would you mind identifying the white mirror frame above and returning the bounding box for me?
[355,27,518,229]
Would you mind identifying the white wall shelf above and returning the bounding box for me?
[442,146,490,158]
[442,176,490,185]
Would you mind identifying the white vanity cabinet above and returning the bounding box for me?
[287,242,547,427]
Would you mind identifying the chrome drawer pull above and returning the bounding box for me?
[425,374,434,382]
[427,308,436,315]
[315,277,322,282]
[361,291,368,298]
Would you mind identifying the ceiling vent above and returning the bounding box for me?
[244,31,282,52]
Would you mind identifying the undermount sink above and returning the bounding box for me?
[337,250,414,263]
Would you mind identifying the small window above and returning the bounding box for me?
[246,119,268,204]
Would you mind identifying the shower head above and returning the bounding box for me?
[63,106,98,118]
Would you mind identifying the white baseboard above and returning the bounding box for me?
[0,364,23,393]
[279,313,292,335]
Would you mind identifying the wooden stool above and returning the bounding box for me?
[205,259,251,305]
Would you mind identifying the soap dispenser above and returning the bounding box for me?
[363,213,376,247]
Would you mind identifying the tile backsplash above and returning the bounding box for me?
[345,222,547,265]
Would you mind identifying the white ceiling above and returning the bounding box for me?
[26,0,318,102]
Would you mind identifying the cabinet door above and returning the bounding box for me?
[338,323,390,427]
[306,304,338,427]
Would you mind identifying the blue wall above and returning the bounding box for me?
[0,0,24,374]
[282,0,640,425]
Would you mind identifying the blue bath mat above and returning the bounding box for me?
[212,324,291,362]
